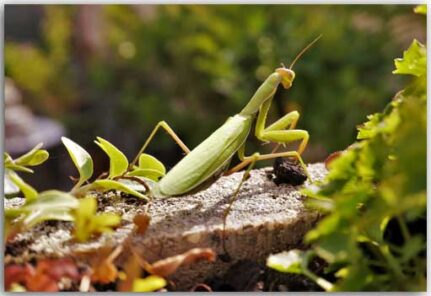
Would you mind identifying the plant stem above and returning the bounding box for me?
[301,251,334,291]
[397,215,411,242]
[302,268,334,291]
[379,243,406,286]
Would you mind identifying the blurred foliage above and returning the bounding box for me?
[275,35,426,291]
[5,5,425,166]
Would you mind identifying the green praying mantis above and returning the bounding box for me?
[130,36,321,200]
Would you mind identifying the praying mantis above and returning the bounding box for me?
[130,36,321,200]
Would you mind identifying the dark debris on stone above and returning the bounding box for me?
[272,157,308,186]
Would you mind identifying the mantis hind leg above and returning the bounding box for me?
[131,121,190,168]
[222,153,259,259]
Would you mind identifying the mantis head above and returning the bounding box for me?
[276,67,295,89]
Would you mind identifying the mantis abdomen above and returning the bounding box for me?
[155,114,252,197]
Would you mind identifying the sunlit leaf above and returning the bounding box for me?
[414,5,426,15]
[94,137,128,179]
[132,153,166,181]
[73,197,121,242]
[267,250,305,274]
[8,170,38,201]
[23,190,79,211]
[132,275,167,292]
[9,190,78,228]
[91,179,148,200]
[61,137,94,188]
[14,143,49,167]
[4,173,20,197]
[127,168,164,181]
[4,153,13,165]
[4,158,34,173]
[393,39,426,77]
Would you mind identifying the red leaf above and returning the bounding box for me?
[37,258,81,281]
[324,151,343,169]
[5,258,81,292]
[150,248,216,277]
[5,264,34,290]
[26,273,58,292]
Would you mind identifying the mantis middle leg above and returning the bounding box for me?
[130,121,190,168]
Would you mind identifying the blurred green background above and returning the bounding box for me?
[5,5,425,190]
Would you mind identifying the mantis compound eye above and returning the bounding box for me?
[275,67,295,89]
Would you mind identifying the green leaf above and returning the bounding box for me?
[24,209,75,228]
[306,214,341,242]
[7,170,38,201]
[16,190,79,228]
[4,164,34,173]
[91,179,148,200]
[127,153,166,181]
[116,177,155,192]
[393,39,426,77]
[4,153,35,173]
[315,232,351,264]
[414,5,426,15]
[267,249,305,274]
[73,197,121,242]
[4,153,13,165]
[22,190,79,211]
[127,168,165,181]
[132,275,167,292]
[400,235,425,263]
[14,143,49,167]
[139,154,166,173]
[4,173,20,197]
[94,137,128,179]
[62,137,94,188]
[363,215,390,243]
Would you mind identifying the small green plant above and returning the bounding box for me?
[4,143,49,200]
[5,190,79,240]
[4,136,167,242]
[62,136,170,199]
[4,144,79,239]
[267,35,426,291]
[72,197,121,242]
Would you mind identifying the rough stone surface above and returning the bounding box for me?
[5,163,327,291]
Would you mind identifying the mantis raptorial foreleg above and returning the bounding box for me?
[131,121,190,168]
[227,93,310,178]
[256,99,309,155]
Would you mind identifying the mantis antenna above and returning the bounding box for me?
[289,34,323,69]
